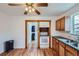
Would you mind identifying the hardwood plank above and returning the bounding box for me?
[0,48,54,56]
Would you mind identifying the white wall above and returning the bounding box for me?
[0,14,56,53]
[52,4,79,41]
[0,12,12,53]
[9,16,53,49]
[0,4,79,53]
[9,4,79,50]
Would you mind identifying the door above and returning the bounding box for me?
[25,20,51,49]
[27,22,38,48]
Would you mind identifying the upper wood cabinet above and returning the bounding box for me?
[56,20,61,30]
[61,18,65,31]
[56,16,65,31]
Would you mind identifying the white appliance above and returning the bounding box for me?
[40,36,49,48]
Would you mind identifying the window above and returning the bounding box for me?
[31,26,35,32]
[73,15,79,35]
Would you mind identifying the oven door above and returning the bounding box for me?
[40,36,49,48]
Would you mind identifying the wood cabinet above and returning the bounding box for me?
[66,45,77,56]
[59,41,65,56]
[66,50,76,56]
[52,37,55,49]
[52,37,79,56]
[60,18,65,31]
[56,20,61,30]
[56,16,65,31]
[53,50,57,56]
[52,37,59,56]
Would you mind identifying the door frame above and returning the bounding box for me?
[25,20,51,48]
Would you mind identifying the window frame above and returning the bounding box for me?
[72,13,79,35]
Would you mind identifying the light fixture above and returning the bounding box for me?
[28,3,32,5]
[28,6,32,9]
[25,6,35,13]
[29,9,32,13]
[25,8,28,11]
[32,8,35,11]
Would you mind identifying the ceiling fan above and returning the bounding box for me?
[8,3,48,15]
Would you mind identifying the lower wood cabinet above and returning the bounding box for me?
[59,42,65,56]
[53,50,58,56]
[65,45,77,56]
[65,50,76,56]
[52,37,59,56]
[52,37,79,56]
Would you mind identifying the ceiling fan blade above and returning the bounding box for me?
[24,11,28,15]
[33,3,48,7]
[35,9,40,15]
[8,3,26,6]
[26,3,34,6]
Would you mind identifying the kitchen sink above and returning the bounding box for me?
[72,43,78,47]
[54,36,79,48]
[72,43,79,48]
[65,39,79,47]
[66,40,74,43]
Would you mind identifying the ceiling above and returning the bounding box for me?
[0,3,77,16]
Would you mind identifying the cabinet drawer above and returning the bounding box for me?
[66,45,77,55]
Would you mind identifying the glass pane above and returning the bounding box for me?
[31,26,35,32]
[74,20,79,24]
[73,15,79,35]
[74,15,79,19]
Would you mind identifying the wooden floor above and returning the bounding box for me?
[0,41,54,56]
[0,48,54,56]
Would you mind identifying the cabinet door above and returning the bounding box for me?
[56,20,61,31]
[52,38,54,49]
[53,50,57,56]
[66,45,77,56]
[52,38,55,50]
[60,18,65,31]
[66,50,75,56]
[56,16,65,31]
[59,41,65,56]
[52,38,59,56]
[59,45,65,56]
[55,40,59,55]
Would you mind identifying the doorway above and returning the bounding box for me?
[25,20,51,49]
[27,22,38,49]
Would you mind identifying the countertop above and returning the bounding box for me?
[52,36,79,51]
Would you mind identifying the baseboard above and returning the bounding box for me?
[16,48,25,49]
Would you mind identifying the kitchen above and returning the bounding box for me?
[52,15,79,56]
[0,3,79,56]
